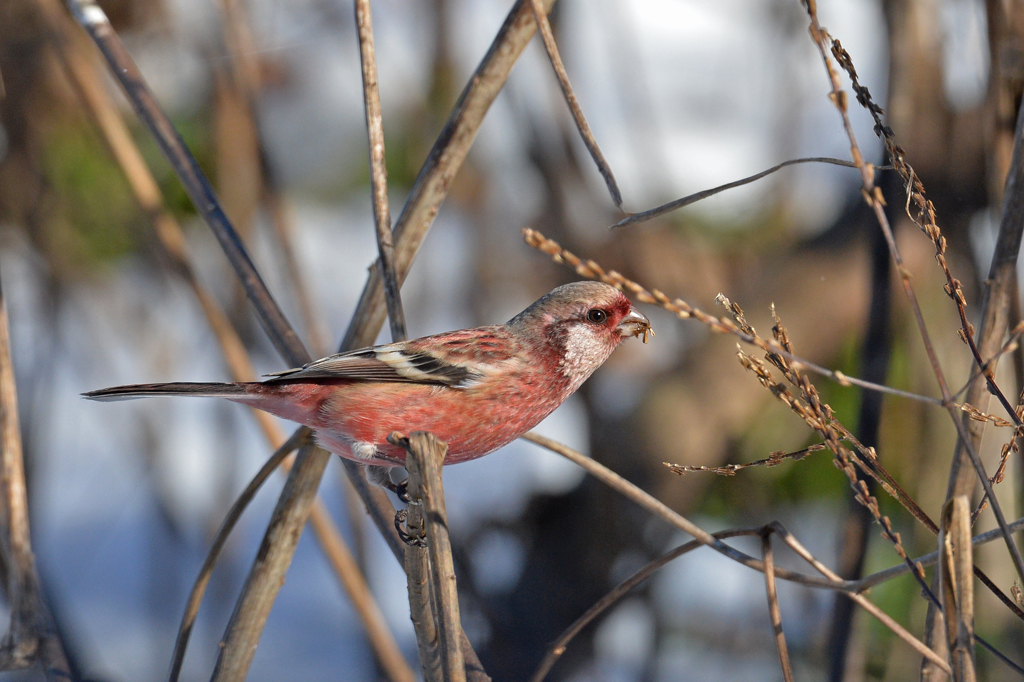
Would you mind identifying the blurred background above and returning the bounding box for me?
[1,0,1022,679]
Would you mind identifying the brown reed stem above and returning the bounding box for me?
[940,497,976,682]
[0,272,71,679]
[528,0,621,208]
[393,433,466,682]
[761,530,794,682]
[168,429,304,682]
[402,473,442,682]
[211,444,327,681]
[355,0,406,343]
[951,96,1024,511]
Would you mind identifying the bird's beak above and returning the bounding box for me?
[618,309,653,343]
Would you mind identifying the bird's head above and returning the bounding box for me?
[509,281,651,389]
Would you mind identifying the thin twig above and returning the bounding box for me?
[951,322,1024,401]
[393,433,466,682]
[528,528,762,682]
[355,0,406,343]
[767,523,949,673]
[527,0,621,208]
[522,432,949,671]
[761,530,794,682]
[0,271,72,679]
[611,157,886,228]
[855,515,1024,589]
[523,432,852,591]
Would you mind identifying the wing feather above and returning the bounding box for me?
[264,343,483,387]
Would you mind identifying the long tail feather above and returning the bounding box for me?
[83,382,254,402]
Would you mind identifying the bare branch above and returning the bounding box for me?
[939,497,976,682]
[355,0,406,343]
[528,0,621,208]
[768,523,949,674]
[211,444,329,681]
[761,530,794,682]
[529,528,762,682]
[612,157,879,228]
[0,270,71,679]
[168,429,304,682]
[402,479,442,682]
[393,432,466,682]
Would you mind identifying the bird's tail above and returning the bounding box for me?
[83,382,255,402]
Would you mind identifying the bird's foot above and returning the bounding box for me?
[394,509,427,548]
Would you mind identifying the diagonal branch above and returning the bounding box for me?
[527,0,622,208]
[65,0,309,368]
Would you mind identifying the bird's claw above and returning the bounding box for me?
[394,509,427,548]
[395,479,411,504]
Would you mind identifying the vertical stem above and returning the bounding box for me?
[0,274,71,678]
[355,0,407,343]
[403,459,442,681]
[825,173,894,682]
[939,497,976,682]
[400,433,465,682]
[761,531,794,682]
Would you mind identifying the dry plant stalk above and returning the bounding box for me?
[392,432,466,682]
[0,276,71,678]
[355,0,406,343]
[799,0,1024,585]
[522,433,950,672]
[667,445,826,476]
[940,497,976,682]
[527,0,621,208]
[761,531,794,682]
[403,485,442,682]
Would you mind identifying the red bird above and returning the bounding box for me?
[86,282,651,476]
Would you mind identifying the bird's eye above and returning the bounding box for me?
[586,309,608,324]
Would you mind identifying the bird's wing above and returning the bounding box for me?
[264,328,514,387]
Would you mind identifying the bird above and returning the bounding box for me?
[85,281,651,484]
